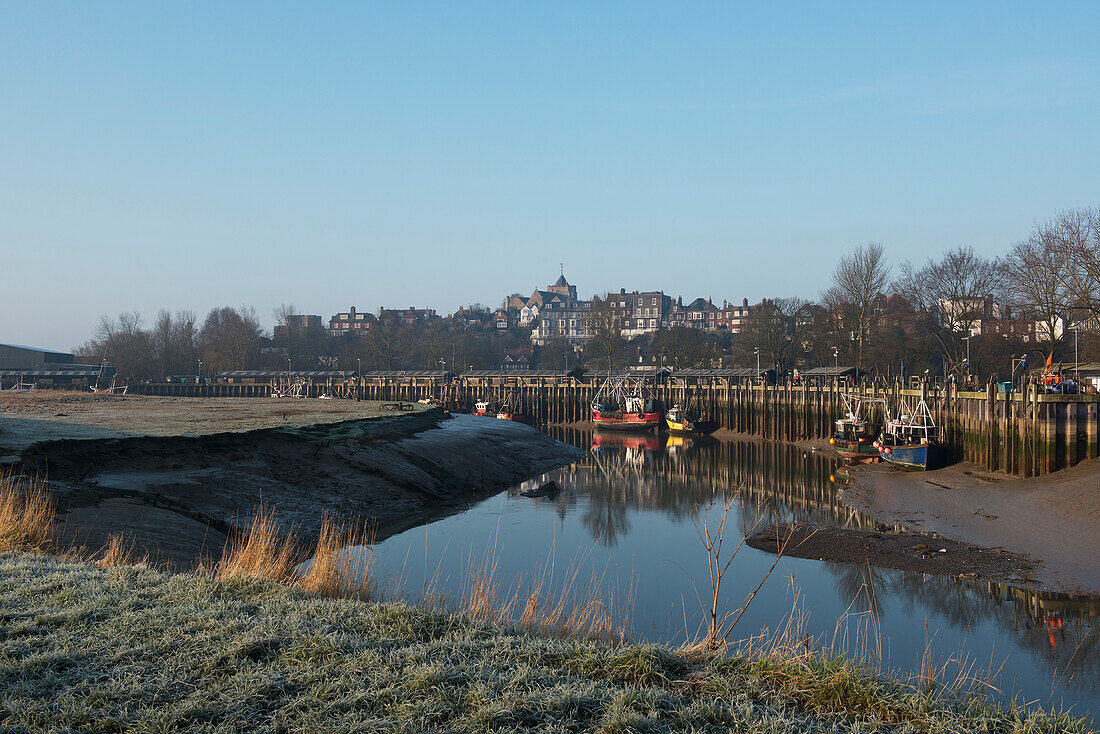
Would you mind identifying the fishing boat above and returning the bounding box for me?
[472,399,495,416]
[874,397,948,470]
[590,373,662,431]
[830,394,886,464]
[665,401,718,435]
[495,386,526,422]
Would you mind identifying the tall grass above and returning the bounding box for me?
[297,515,377,600]
[97,533,140,568]
[0,472,55,552]
[216,507,300,583]
[457,550,627,642]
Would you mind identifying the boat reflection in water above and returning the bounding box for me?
[370,424,1100,714]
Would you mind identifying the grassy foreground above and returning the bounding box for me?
[0,552,1089,733]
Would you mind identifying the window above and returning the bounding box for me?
[651,297,656,305]
[559,319,565,327]
[649,319,657,327]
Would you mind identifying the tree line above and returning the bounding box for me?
[78,205,1099,382]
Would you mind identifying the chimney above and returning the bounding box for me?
[743,298,748,308]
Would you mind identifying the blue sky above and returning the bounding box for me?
[2,2,1098,349]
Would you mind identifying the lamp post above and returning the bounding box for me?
[962,335,972,373]
[832,346,839,386]
[1072,326,1080,379]
[356,357,361,377]
[753,347,760,386]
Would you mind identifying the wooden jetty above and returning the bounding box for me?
[130,368,1100,478]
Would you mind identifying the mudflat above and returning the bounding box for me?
[842,460,1100,594]
[2,393,582,569]
[748,522,1038,587]
[0,392,425,456]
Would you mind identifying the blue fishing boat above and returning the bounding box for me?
[874,397,947,470]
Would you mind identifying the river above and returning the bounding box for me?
[367,418,1100,715]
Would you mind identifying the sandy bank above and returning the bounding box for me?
[2,394,582,568]
[843,461,1100,594]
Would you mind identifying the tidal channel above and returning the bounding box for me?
[368,420,1100,715]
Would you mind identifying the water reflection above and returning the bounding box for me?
[374,424,1100,713]
[515,427,877,548]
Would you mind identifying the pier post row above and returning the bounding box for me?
[121,369,1100,479]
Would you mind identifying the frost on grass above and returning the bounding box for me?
[0,552,1089,733]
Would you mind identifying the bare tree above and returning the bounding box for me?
[1007,232,1069,351]
[172,310,198,375]
[737,298,812,374]
[822,242,891,370]
[79,311,154,380]
[588,296,626,371]
[151,310,176,379]
[1047,207,1100,319]
[894,247,1006,368]
[200,306,265,371]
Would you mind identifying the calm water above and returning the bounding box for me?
[368,416,1100,715]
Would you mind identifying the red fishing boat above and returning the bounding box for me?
[590,373,662,431]
[495,386,526,422]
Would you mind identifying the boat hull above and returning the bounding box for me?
[592,410,662,432]
[834,440,880,464]
[665,418,718,435]
[496,413,526,422]
[880,442,948,471]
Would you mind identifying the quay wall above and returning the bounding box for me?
[133,377,1100,478]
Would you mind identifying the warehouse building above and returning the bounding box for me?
[0,343,110,389]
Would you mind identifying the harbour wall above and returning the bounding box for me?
[133,376,1100,478]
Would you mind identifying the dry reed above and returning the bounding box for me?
[296,516,377,600]
[97,533,139,568]
[0,472,55,552]
[216,507,300,583]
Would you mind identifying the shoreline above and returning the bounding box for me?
[838,460,1100,595]
[1,394,583,569]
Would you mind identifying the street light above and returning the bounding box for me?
[832,346,839,386]
[1071,325,1080,379]
[753,347,760,386]
[962,335,972,373]
[357,357,361,376]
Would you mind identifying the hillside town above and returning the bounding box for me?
[7,209,1099,390]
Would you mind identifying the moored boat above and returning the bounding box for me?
[590,373,662,431]
[831,394,886,464]
[665,402,718,435]
[875,397,947,470]
[495,386,526,422]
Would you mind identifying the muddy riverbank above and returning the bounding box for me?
[838,460,1100,594]
[747,523,1039,587]
[1,394,582,568]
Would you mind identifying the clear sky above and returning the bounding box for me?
[2,2,1098,350]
